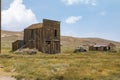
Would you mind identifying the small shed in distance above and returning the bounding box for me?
[12,40,24,51]
[89,43,116,52]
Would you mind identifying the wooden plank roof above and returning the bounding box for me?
[93,45,108,47]
[92,43,116,47]
[12,40,23,44]
[25,23,43,29]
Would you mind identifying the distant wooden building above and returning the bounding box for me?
[12,19,61,54]
[89,43,116,51]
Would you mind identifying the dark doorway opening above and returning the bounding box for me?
[103,47,107,51]
[46,41,51,44]
[96,47,98,50]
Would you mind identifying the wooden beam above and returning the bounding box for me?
[0,0,1,53]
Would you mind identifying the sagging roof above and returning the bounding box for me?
[12,40,23,44]
[92,43,116,47]
[25,23,43,29]
[93,45,108,47]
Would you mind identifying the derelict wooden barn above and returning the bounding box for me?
[89,43,116,51]
[12,19,61,54]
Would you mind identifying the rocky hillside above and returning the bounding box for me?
[61,36,120,48]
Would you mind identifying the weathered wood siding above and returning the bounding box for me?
[43,19,60,53]
[36,28,43,52]
[12,19,61,54]
[89,43,116,51]
[89,46,107,51]
[12,40,24,51]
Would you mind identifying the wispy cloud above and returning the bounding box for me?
[62,0,96,6]
[99,11,107,16]
[2,0,38,31]
[65,16,82,24]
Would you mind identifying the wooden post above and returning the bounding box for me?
[0,0,1,53]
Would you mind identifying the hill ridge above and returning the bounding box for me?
[1,30,120,48]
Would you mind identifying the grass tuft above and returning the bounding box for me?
[0,48,120,80]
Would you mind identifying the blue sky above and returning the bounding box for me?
[2,0,120,42]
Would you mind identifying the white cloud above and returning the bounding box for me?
[2,0,38,31]
[62,0,96,6]
[65,16,82,24]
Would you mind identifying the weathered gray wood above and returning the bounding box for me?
[12,19,61,54]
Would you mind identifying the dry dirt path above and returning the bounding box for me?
[0,76,16,80]
[0,64,16,80]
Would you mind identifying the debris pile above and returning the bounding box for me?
[14,48,38,55]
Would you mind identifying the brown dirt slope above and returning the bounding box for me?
[1,30,120,48]
[61,36,120,48]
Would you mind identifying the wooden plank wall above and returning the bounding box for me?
[12,40,24,51]
[24,28,43,52]
[43,19,60,53]
[13,19,61,54]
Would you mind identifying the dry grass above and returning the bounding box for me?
[0,48,120,80]
[1,30,120,80]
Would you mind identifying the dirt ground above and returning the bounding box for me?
[0,64,16,80]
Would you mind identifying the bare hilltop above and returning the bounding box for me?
[1,30,120,48]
